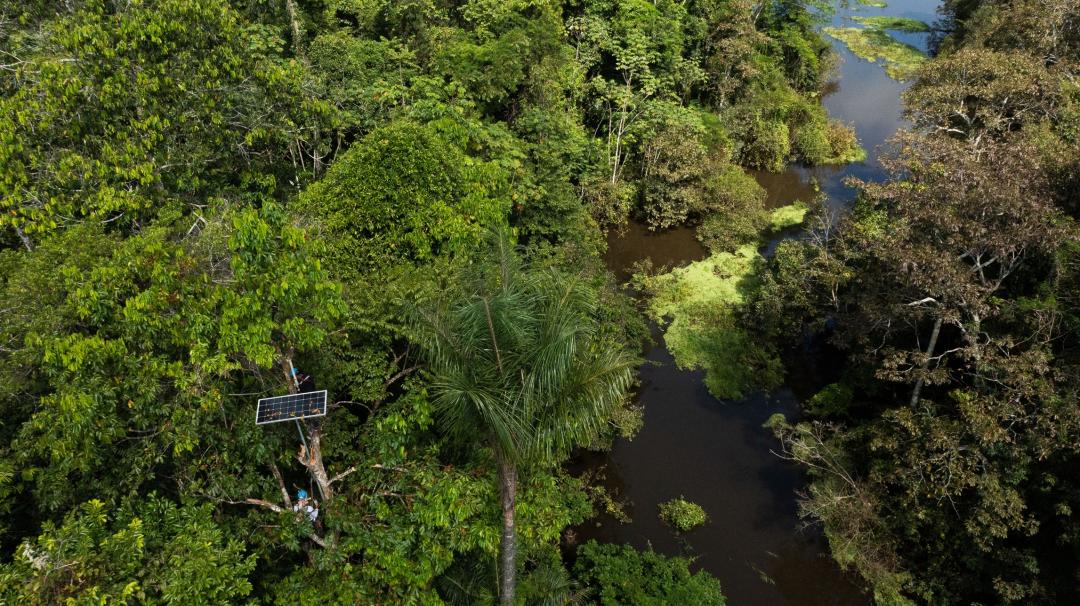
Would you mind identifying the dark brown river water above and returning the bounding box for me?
[581,2,944,604]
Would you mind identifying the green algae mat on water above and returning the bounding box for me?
[824,19,928,80]
[643,244,780,400]
[769,200,809,232]
[851,16,930,33]
[639,204,809,400]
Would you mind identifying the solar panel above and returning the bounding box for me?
[255,390,328,425]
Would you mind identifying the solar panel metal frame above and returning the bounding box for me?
[255,390,328,425]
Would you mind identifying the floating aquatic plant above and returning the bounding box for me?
[851,16,930,33]
[824,26,927,80]
[659,497,708,532]
[768,200,810,232]
[639,204,808,399]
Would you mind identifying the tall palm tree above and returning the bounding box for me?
[414,235,635,606]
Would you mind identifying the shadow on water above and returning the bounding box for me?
[602,221,705,282]
[572,336,865,605]
[575,2,943,605]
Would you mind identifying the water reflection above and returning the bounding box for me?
[602,221,705,282]
[751,168,821,209]
[574,341,867,605]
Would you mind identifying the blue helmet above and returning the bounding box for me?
[297,489,308,499]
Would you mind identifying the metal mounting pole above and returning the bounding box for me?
[295,420,308,449]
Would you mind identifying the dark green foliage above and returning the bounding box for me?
[512,107,599,243]
[573,541,726,606]
[0,498,255,605]
[309,32,417,134]
[0,0,854,603]
[262,389,591,605]
[638,104,714,229]
[414,234,637,465]
[0,0,332,238]
[517,554,591,606]
[296,120,509,277]
[775,24,832,92]
[741,115,792,171]
[752,214,850,340]
[565,0,850,230]
[758,3,1080,602]
[696,165,769,252]
[770,140,1080,606]
[433,22,532,105]
[10,204,343,512]
[804,383,855,418]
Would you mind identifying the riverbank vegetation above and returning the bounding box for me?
[760,1,1080,604]
[574,541,726,604]
[0,0,857,603]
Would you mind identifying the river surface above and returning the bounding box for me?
[583,2,942,605]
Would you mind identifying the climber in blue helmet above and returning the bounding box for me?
[293,488,319,522]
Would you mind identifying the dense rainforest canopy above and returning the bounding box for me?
[761,1,1080,604]
[0,0,1076,604]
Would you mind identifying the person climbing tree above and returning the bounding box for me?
[292,489,319,523]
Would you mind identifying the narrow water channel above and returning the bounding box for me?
[581,2,942,604]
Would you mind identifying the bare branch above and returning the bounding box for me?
[271,462,292,508]
[330,466,357,485]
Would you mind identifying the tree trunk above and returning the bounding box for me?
[278,353,333,501]
[909,317,943,407]
[300,424,334,501]
[284,0,304,59]
[497,452,518,606]
[14,226,33,252]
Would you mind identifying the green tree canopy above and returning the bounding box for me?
[573,541,727,606]
[296,120,511,279]
[0,498,255,605]
[5,203,343,513]
[0,0,332,241]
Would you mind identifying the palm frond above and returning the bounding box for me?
[412,230,637,466]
